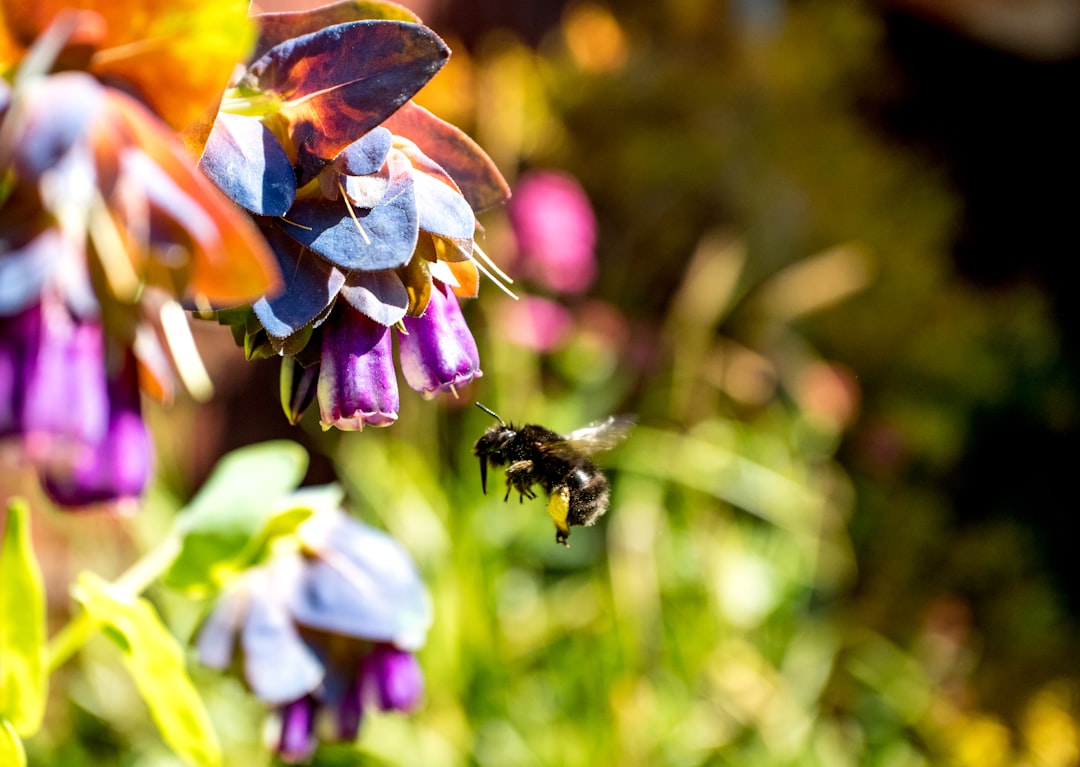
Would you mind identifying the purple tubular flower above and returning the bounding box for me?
[1,304,42,438]
[361,644,424,712]
[41,352,151,508]
[1,300,152,508]
[277,696,317,764]
[317,306,399,430]
[335,672,365,742]
[399,281,481,399]
[21,303,108,455]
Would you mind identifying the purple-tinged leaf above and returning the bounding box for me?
[198,113,296,216]
[253,225,346,341]
[333,127,393,176]
[341,169,390,208]
[252,0,422,60]
[412,169,476,242]
[339,269,408,327]
[383,101,511,212]
[281,153,418,271]
[243,21,449,180]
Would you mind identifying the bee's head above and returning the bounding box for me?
[473,403,514,494]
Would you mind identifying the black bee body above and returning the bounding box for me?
[472,404,632,546]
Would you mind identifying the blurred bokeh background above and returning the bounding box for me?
[22,0,1080,764]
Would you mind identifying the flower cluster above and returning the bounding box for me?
[195,506,431,763]
[1,8,277,508]
[197,2,511,429]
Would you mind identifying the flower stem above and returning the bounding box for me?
[46,532,182,672]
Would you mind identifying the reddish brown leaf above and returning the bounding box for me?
[383,101,511,212]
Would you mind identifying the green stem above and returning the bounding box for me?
[46,532,182,673]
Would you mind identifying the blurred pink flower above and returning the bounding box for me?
[494,296,574,352]
[508,170,597,295]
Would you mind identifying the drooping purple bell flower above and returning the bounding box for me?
[1,300,151,508]
[1,303,42,439]
[40,351,152,508]
[195,507,432,760]
[359,644,424,712]
[21,302,109,459]
[276,696,318,765]
[317,305,399,430]
[398,280,481,399]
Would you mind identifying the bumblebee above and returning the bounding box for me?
[472,403,634,546]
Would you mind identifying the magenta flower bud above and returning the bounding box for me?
[399,281,481,399]
[360,645,424,712]
[276,696,317,765]
[508,170,598,295]
[335,673,365,742]
[317,306,398,430]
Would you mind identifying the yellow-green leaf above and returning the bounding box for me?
[0,498,47,736]
[0,719,26,767]
[74,573,221,767]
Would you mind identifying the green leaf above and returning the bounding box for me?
[73,573,221,767]
[235,483,346,564]
[179,441,309,533]
[0,719,27,767]
[0,498,47,736]
[167,441,309,595]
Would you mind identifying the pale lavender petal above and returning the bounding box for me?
[291,509,432,649]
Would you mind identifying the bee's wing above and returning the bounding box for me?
[556,415,636,456]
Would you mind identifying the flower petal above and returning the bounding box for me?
[360,645,423,712]
[240,561,325,705]
[293,509,431,648]
[398,281,481,399]
[333,127,392,177]
[316,307,398,430]
[252,0,421,60]
[40,351,153,508]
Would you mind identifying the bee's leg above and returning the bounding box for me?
[505,461,535,503]
[548,486,572,547]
